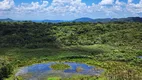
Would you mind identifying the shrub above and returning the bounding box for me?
[0,60,13,80]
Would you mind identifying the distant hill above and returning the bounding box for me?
[42,20,66,23]
[0,18,13,22]
[117,17,142,22]
[0,17,142,23]
[74,17,142,23]
[74,17,94,22]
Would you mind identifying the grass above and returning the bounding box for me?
[50,63,70,70]
[0,44,142,80]
[47,77,61,80]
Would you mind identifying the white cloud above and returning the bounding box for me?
[99,0,114,5]
[13,0,49,18]
[128,0,133,3]
[125,0,142,15]
[16,1,48,11]
[0,0,14,10]
[0,0,142,20]
[126,4,142,15]
[43,0,88,17]
[140,0,142,4]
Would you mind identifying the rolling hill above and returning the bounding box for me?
[0,17,142,23]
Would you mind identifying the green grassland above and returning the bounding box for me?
[1,45,142,80]
[0,22,142,80]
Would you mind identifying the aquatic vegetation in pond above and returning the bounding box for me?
[76,67,83,72]
[15,62,103,80]
[50,63,70,70]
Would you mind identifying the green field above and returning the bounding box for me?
[0,44,142,80]
[0,22,142,80]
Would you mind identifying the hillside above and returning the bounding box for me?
[0,21,141,48]
[52,22,142,48]
[0,21,142,80]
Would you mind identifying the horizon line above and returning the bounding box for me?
[0,16,141,21]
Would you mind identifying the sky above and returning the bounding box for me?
[0,0,142,20]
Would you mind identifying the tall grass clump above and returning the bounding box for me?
[0,60,13,80]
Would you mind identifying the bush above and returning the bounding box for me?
[0,60,13,80]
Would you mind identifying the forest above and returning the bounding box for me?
[0,21,142,80]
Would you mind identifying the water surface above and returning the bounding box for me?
[15,62,103,80]
[138,56,142,59]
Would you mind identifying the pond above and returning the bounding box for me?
[15,62,103,80]
[138,56,142,59]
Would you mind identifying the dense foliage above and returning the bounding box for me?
[0,21,141,48]
[0,21,56,48]
[0,21,142,80]
[0,60,13,80]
